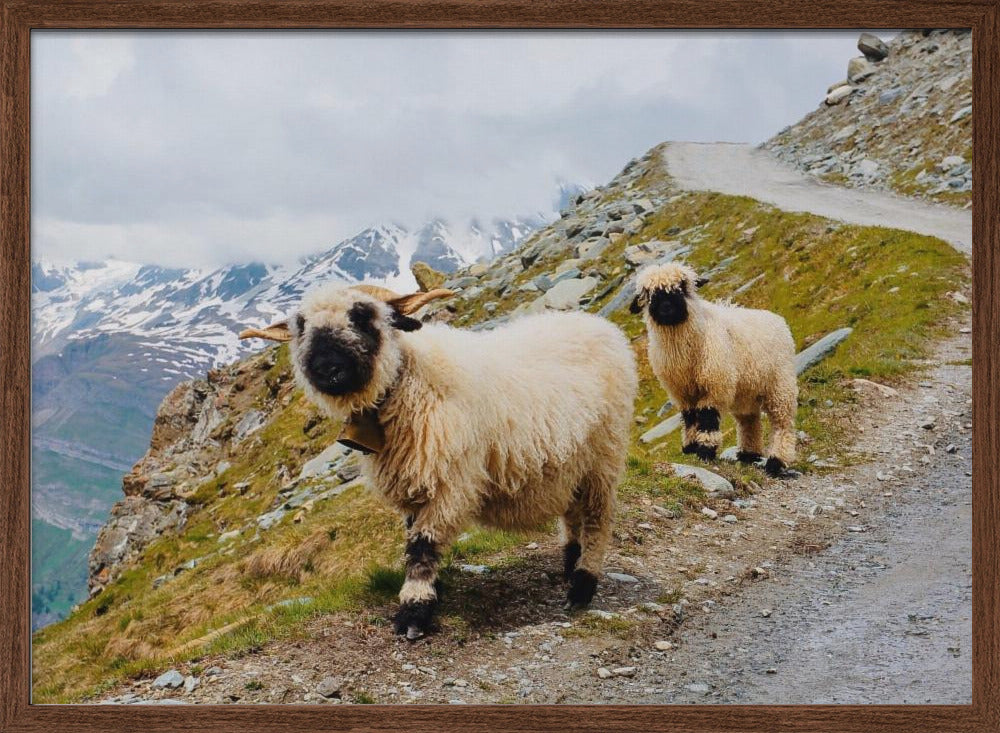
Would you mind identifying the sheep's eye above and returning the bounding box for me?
[295,314,306,333]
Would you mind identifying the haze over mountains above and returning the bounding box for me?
[29,203,573,628]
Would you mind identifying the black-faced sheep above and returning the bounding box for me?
[242,284,638,639]
[630,263,798,477]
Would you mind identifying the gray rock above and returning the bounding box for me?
[534,276,598,311]
[298,443,347,480]
[316,676,342,698]
[550,267,582,285]
[951,105,972,124]
[878,87,906,105]
[858,32,889,61]
[183,675,199,693]
[597,278,637,317]
[847,56,877,83]
[855,159,880,178]
[577,237,611,261]
[825,85,854,106]
[606,572,639,583]
[533,274,553,292]
[639,414,683,444]
[685,682,711,694]
[794,327,853,375]
[673,464,736,499]
[233,409,267,442]
[152,669,185,690]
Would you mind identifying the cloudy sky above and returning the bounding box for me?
[32,31,876,268]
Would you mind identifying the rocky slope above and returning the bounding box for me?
[763,30,972,207]
[32,135,969,703]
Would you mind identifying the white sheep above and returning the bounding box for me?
[630,263,798,477]
[242,284,638,638]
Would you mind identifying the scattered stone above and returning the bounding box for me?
[597,667,613,679]
[459,564,489,575]
[721,514,738,524]
[316,676,342,698]
[795,328,853,375]
[640,414,683,444]
[825,85,854,106]
[760,609,772,618]
[654,640,674,651]
[847,57,877,84]
[701,506,719,520]
[607,572,639,583]
[673,464,736,499]
[858,32,890,61]
[612,667,637,678]
[183,676,199,693]
[684,683,711,694]
[152,669,185,690]
[951,105,972,124]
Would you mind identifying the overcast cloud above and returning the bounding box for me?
[32,31,872,268]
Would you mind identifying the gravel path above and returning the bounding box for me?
[656,333,972,704]
[664,142,972,254]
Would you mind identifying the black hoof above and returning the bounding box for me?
[681,443,698,455]
[694,444,718,461]
[764,457,800,479]
[563,540,582,581]
[392,599,436,640]
[565,568,598,610]
[736,451,764,465]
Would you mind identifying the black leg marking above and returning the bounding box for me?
[764,457,800,479]
[737,451,764,465]
[693,443,717,461]
[682,442,699,455]
[393,599,437,639]
[404,533,439,583]
[565,569,599,609]
[681,409,698,428]
[563,541,582,580]
[696,407,721,433]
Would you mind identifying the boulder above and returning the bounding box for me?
[531,276,599,311]
[411,261,446,292]
[152,670,185,690]
[794,327,853,375]
[639,413,683,444]
[858,32,889,61]
[847,56,876,84]
[825,85,854,106]
[671,464,735,499]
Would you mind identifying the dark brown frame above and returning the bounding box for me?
[2,1,997,731]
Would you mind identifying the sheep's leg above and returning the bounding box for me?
[565,473,616,610]
[561,504,585,581]
[393,516,460,640]
[735,413,765,465]
[681,407,721,461]
[764,409,798,478]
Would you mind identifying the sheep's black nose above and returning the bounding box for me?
[305,329,357,395]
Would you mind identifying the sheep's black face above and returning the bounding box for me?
[301,302,381,396]
[649,287,689,326]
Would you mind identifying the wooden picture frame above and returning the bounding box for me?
[1,1,996,731]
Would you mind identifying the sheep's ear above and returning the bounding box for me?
[629,289,648,314]
[387,288,455,315]
[239,321,291,342]
[389,310,423,332]
[695,276,710,289]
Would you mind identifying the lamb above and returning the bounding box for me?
[630,262,798,477]
[241,283,638,639]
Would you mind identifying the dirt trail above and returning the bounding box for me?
[664,142,972,254]
[99,328,972,706]
[644,332,972,704]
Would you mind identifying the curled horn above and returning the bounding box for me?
[239,322,291,342]
[353,284,455,315]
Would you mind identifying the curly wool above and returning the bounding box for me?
[636,263,798,465]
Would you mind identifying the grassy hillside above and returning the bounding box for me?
[31,146,968,703]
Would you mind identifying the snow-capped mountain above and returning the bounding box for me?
[29,201,563,628]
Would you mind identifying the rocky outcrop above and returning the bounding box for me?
[764,30,972,205]
[87,348,291,595]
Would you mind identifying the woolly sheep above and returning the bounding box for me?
[242,284,638,639]
[630,262,798,477]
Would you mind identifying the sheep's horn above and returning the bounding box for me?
[352,284,403,302]
[387,288,455,315]
[238,322,291,342]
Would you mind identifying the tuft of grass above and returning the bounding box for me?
[563,613,636,640]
